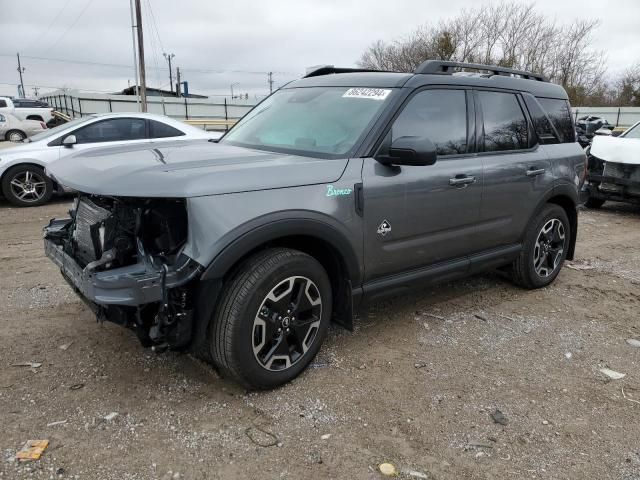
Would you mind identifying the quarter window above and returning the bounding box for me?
[537,98,575,143]
[478,91,529,152]
[0,100,7,108]
[391,89,468,155]
[149,120,185,139]
[73,118,147,144]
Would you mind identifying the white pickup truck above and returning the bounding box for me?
[0,97,54,123]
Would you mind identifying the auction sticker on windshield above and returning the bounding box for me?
[342,88,391,100]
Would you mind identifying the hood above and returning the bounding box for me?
[45,140,349,197]
[590,135,640,165]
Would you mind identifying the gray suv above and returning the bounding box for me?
[43,61,586,389]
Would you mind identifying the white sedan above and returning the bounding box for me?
[0,112,47,142]
[0,112,220,206]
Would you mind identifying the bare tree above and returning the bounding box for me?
[357,1,608,105]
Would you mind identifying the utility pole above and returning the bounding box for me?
[176,67,181,97]
[129,0,140,110]
[16,53,25,98]
[268,72,274,94]
[230,82,239,100]
[134,0,147,112]
[163,53,175,94]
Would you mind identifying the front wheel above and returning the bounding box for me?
[511,204,570,289]
[209,248,332,389]
[1,165,53,207]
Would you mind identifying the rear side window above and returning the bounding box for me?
[391,89,468,155]
[522,96,559,144]
[537,98,575,143]
[0,100,7,108]
[149,120,185,139]
[478,91,528,152]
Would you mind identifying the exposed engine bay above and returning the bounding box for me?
[44,195,203,351]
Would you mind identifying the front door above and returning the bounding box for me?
[362,88,483,282]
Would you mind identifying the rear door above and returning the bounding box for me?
[474,89,553,251]
[362,87,483,282]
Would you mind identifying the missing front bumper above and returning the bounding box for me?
[43,219,203,307]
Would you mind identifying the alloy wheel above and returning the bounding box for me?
[252,276,322,371]
[533,218,566,277]
[9,170,48,204]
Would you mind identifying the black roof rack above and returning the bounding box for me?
[303,65,391,78]
[415,60,548,82]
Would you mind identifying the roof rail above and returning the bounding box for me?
[415,60,548,82]
[303,65,390,78]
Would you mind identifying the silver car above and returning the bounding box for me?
[0,112,219,206]
[0,112,47,142]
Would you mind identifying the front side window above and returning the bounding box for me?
[222,86,395,157]
[73,118,146,144]
[537,97,575,143]
[390,89,468,155]
[479,91,529,152]
[149,120,185,139]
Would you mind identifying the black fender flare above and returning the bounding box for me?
[200,216,362,286]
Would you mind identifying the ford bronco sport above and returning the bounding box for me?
[43,61,586,389]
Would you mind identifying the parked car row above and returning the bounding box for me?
[0,112,219,206]
[0,112,47,142]
[0,96,54,124]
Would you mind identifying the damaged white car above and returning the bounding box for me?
[583,121,640,208]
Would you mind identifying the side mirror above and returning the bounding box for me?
[62,135,77,147]
[377,136,437,166]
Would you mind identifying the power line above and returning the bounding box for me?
[43,0,97,55]
[0,54,297,76]
[23,0,75,53]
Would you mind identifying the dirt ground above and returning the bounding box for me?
[1,197,639,480]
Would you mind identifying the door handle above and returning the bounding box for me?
[449,175,476,187]
[526,167,546,177]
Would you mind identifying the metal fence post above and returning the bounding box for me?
[616,107,621,127]
[184,97,188,119]
[224,98,228,131]
[108,99,113,113]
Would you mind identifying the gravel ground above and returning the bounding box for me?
[0,197,639,480]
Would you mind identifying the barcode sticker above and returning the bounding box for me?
[342,88,391,100]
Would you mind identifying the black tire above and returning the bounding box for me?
[5,130,26,142]
[1,164,53,207]
[208,248,332,389]
[584,196,606,209]
[511,204,570,289]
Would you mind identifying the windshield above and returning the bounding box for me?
[623,122,640,139]
[221,86,395,157]
[27,116,93,143]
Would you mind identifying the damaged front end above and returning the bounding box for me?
[44,195,203,351]
[585,154,640,204]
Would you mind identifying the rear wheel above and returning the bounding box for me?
[1,165,53,207]
[584,196,606,209]
[512,204,570,289]
[208,248,332,389]
[5,130,26,142]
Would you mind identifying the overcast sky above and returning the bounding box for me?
[1,0,639,99]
